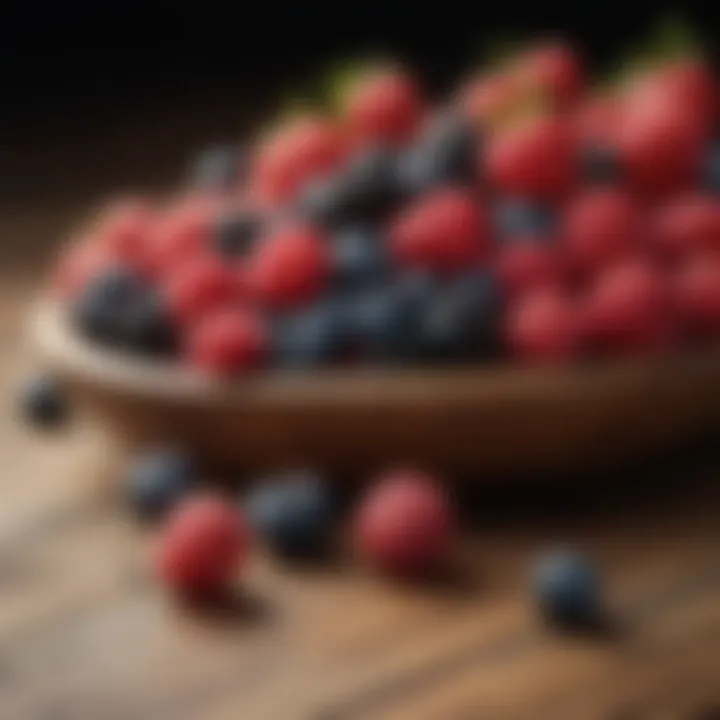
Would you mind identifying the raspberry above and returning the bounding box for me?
[247,224,330,309]
[390,188,490,273]
[506,287,579,362]
[354,470,454,576]
[513,42,583,107]
[345,67,423,146]
[254,115,347,204]
[496,241,561,298]
[187,308,267,375]
[163,256,238,327]
[94,198,157,264]
[572,95,621,146]
[486,115,575,200]
[561,189,642,276]
[651,195,720,261]
[675,254,720,337]
[156,494,249,597]
[52,240,116,300]
[582,258,676,356]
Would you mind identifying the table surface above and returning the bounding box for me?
[3,105,720,720]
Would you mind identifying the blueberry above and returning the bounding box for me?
[532,549,603,628]
[495,200,555,240]
[416,272,503,362]
[579,145,623,185]
[125,449,195,521]
[397,113,478,195]
[702,142,720,194]
[332,227,389,289]
[19,375,68,428]
[272,300,351,368]
[245,471,333,560]
[188,145,245,191]
[298,147,402,228]
[212,210,262,259]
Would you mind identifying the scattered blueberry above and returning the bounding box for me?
[495,199,555,240]
[331,227,389,289]
[245,471,333,560]
[532,549,603,628]
[397,113,478,195]
[416,271,503,362]
[272,300,351,368]
[188,145,245,191]
[579,145,623,185]
[19,375,68,428]
[212,210,262,259]
[702,142,720,194]
[125,449,195,521]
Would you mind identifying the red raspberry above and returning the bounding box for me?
[513,42,583,107]
[163,256,238,326]
[390,188,490,273]
[496,241,562,298]
[354,470,454,576]
[486,115,576,200]
[458,73,520,124]
[187,308,267,375]
[675,254,720,337]
[582,258,676,356]
[156,493,249,597]
[572,94,622,145]
[651,195,720,261]
[345,67,423,146]
[94,198,157,263]
[254,115,347,204]
[246,224,330,309]
[506,287,580,363]
[618,95,706,199]
[561,189,643,276]
[52,239,116,300]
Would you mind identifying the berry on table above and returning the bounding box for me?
[494,199,555,240]
[156,493,249,598]
[245,471,333,560]
[532,548,603,628]
[212,209,262,260]
[187,308,268,375]
[94,198,157,265]
[125,449,195,521]
[246,223,330,309]
[578,144,624,185]
[496,240,562,298]
[19,375,68,429]
[331,226,389,289]
[390,187,490,273]
[354,469,455,576]
[512,42,584,107]
[53,240,117,300]
[651,194,720,261]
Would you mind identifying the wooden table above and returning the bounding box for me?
[3,108,720,720]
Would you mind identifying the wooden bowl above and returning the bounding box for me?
[30,299,720,477]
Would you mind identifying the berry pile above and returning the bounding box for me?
[51,42,720,374]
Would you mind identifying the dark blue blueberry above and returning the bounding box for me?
[19,375,68,428]
[245,472,333,560]
[416,272,503,362]
[212,210,262,259]
[298,147,403,228]
[188,145,245,191]
[350,274,436,361]
[579,144,624,185]
[272,300,351,368]
[72,267,176,356]
[125,449,195,521]
[532,549,603,628]
[702,142,720,194]
[331,227,389,289]
[494,200,555,240]
[397,113,478,195]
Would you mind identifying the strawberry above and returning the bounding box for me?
[389,187,490,273]
[344,67,423,146]
[581,258,676,356]
[496,240,562,298]
[254,114,348,205]
[486,115,576,200]
[513,42,584,107]
[675,254,720,337]
[651,194,720,261]
[561,189,643,276]
[506,287,580,362]
[246,223,330,309]
[187,308,268,375]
